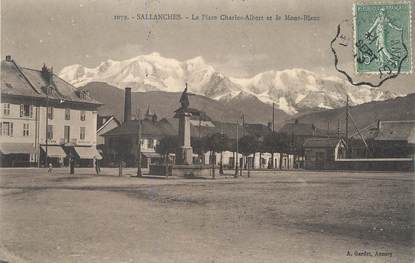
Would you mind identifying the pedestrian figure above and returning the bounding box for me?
[94,157,100,175]
[48,163,53,175]
[70,157,75,175]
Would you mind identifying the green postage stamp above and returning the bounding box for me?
[354,2,412,74]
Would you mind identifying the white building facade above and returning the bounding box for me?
[0,56,102,167]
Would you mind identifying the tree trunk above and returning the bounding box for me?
[271,153,274,169]
[219,151,224,175]
[239,156,243,177]
[165,154,169,178]
[279,153,283,170]
[234,152,238,178]
[118,160,122,176]
[247,156,251,178]
[211,151,216,179]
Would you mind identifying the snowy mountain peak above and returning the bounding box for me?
[59,53,398,115]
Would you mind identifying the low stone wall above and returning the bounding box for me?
[334,159,414,171]
[149,164,172,176]
[171,165,211,177]
[149,164,212,177]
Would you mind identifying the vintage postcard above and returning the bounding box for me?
[1,0,414,262]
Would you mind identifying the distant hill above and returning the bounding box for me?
[290,93,415,132]
[80,82,290,126]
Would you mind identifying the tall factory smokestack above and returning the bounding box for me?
[124,87,132,122]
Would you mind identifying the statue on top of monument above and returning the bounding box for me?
[179,83,190,111]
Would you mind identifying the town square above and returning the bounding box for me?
[1,0,414,262]
[0,168,413,262]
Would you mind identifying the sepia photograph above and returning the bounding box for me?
[0,0,414,262]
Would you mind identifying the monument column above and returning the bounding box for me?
[176,111,193,165]
[175,84,193,165]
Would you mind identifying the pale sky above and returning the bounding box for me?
[2,0,414,94]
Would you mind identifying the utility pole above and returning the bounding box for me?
[198,112,202,139]
[36,105,40,168]
[136,119,142,177]
[242,113,245,137]
[345,95,349,157]
[271,103,275,169]
[234,120,239,178]
[45,89,49,167]
[337,119,340,139]
[198,111,202,163]
[272,102,275,132]
[327,121,330,138]
[291,123,295,169]
[240,114,244,176]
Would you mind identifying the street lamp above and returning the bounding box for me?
[45,90,49,167]
[136,119,142,177]
[234,120,239,178]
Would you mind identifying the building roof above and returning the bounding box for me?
[97,115,121,132]
[350,120,415,143]
[103,118,176,138]
[376,121,415,143]
[278,121,327,137]
[303,138,343,148]
[1,58,101,106]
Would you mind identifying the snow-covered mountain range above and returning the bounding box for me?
[59,52,398,115]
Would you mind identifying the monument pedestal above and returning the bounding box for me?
[174,110,193,165]
[176,146,193,165]
[171,164,211,178]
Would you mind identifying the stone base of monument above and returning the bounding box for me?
[149,164,172,176]
[171,164,211,178]
[175,146,193,165]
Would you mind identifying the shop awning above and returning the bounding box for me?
[74,146,102,160]
[41,145,66,158]
[142,152,161,158]
[0,143,35,154]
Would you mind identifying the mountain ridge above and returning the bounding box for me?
[59,53,398,115]
[290,93,415,132]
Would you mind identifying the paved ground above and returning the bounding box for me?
[0,168,414,263]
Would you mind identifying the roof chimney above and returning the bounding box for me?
[5,55,12,62]
[124,87,132,122]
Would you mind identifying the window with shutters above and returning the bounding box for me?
[47,125,53,139]
[80,111,86,121]
[23,123,30,136]
[80,127,86,140]
[20,104,32,118]
[3,104,10,116]
[65,108,70,120]
[1,122,13,136]
[47,107,53,120]
[64,125,70,143]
